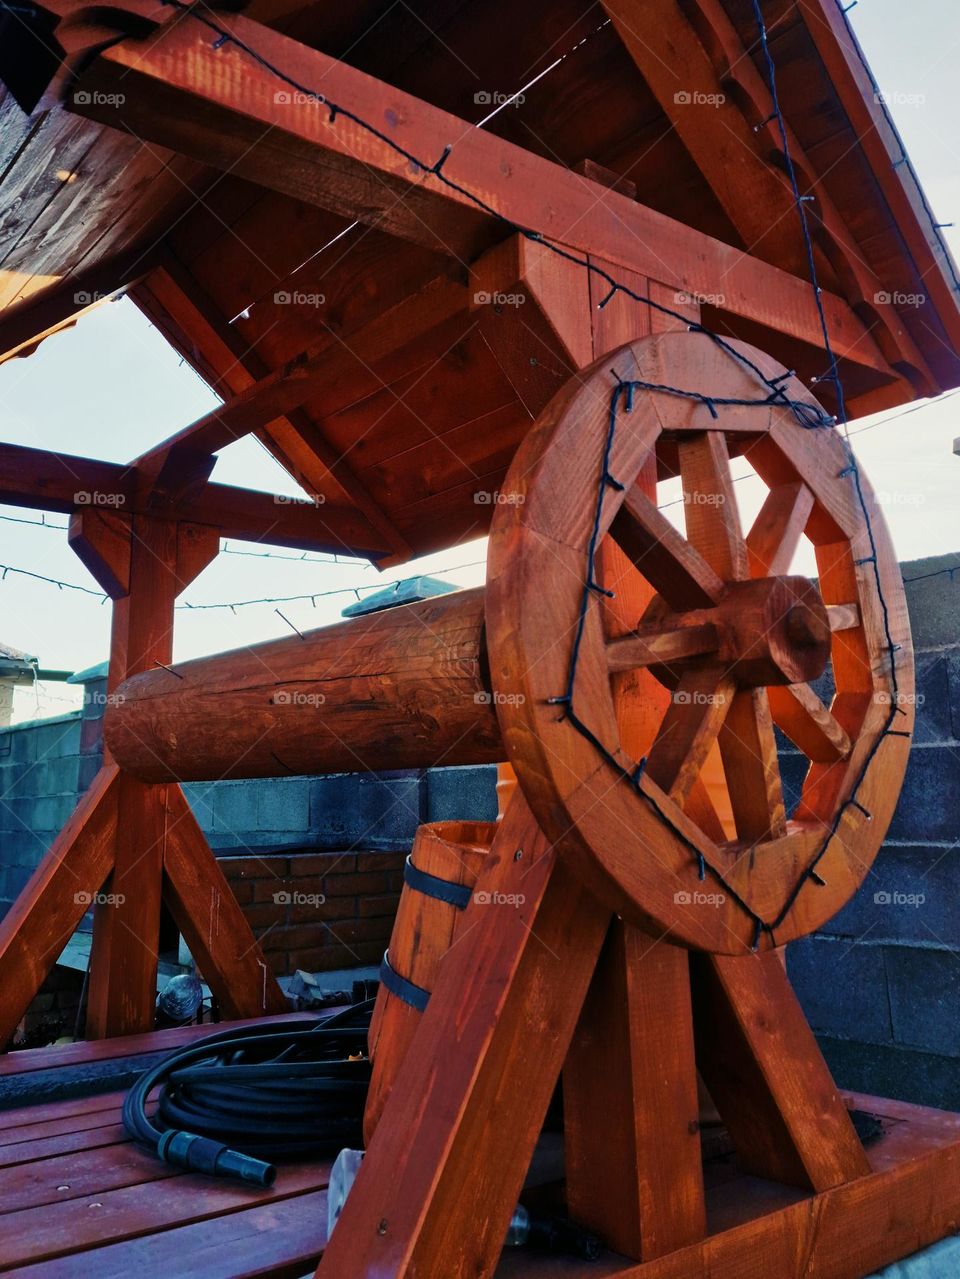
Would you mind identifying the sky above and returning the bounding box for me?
[0,0,957,722]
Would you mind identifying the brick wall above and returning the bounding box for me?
[787,551,960,1110]
[220,849,406,977]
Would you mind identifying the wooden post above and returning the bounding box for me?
[69,511,287,1036]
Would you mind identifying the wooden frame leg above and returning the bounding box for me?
[162,785,287,1017]
[564,923,705,1260]
[0,766,119,1047]
[691,950,870,1189]
[71,510,244,1036]
[317,794,611,1278]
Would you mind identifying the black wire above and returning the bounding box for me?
[123,1001,373,1163]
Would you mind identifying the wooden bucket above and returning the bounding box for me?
[363,819,496,1143]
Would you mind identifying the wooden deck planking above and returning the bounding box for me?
[5,1188,330,1279]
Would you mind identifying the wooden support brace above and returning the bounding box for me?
[691,950,870,1190]
[0,766,119,1049]
[162,786,288,1018]
[317,794,611,1277]
[565,927,705,1260]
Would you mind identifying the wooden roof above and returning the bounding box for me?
[0,0,958,563]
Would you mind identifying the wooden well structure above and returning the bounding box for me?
[0,0,959,1274]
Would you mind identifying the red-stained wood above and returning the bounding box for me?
[691,950,870,1190]
[69,11,904,388]
[0,765,120,1050]
[717,689,787,843]
[364,820,494,1143]
[104,586,502,782]
[745,482,815,578]
[487,331,912,952]
[77,515,181,1038]
[0,442,389,557]
[0,1012,314,1077]
[317,794,611,1278]
[565,931,705,1260]
[161,787,288,1018]
[0,1160,333,1270]
[10,1187,330,1279]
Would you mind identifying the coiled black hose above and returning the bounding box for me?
[123,1001,373,1186]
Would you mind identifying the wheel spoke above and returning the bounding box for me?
[767,683,852,763]
[678,432,746,581]
[606,620,718,674]
[718,689,787,842]
[645,668,736,803]
[610,486,724,611]
[745,482,814,577]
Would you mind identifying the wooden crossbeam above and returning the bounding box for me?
[0,441,389,556]
[67,10,906,393]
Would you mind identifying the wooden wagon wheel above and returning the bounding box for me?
[486,330,914,953]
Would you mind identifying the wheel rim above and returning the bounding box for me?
[486,330,913,953]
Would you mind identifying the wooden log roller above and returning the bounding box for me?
[106,330,912,953]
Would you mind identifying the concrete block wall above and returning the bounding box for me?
[786,551,960,1110]
[0,713,83,916]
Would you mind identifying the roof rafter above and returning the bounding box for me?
[65,7,910,400]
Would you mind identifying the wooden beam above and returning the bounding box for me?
[133,262,481,564]
[565,929,705,1260]
[68,10,905,389]
[317,795,610,1277]
[162,786,287,1018]
[692,950,870,1190]
[0,766,120,1049]
[0,441,390,556]
[601,0,934,396]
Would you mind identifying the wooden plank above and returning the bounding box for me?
[0,1141,177,1214]
[499,1105,960,1277]
[691,951,870,1190]
[70,11,904,385]
[8,1186,329,1279]
[0,1013,313,1076]
[0,1090,125,1135]
[84,516,180,1038]
[0,1161,332,1269]
[0,766,120,1051]
[0,1096,123,1145]
[318,795,611,1277]
[644,668,736,805]
[767,682,851,763]
[0,1124,128,1171]
[565,929,705,1260]
[162,787,288,1017]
